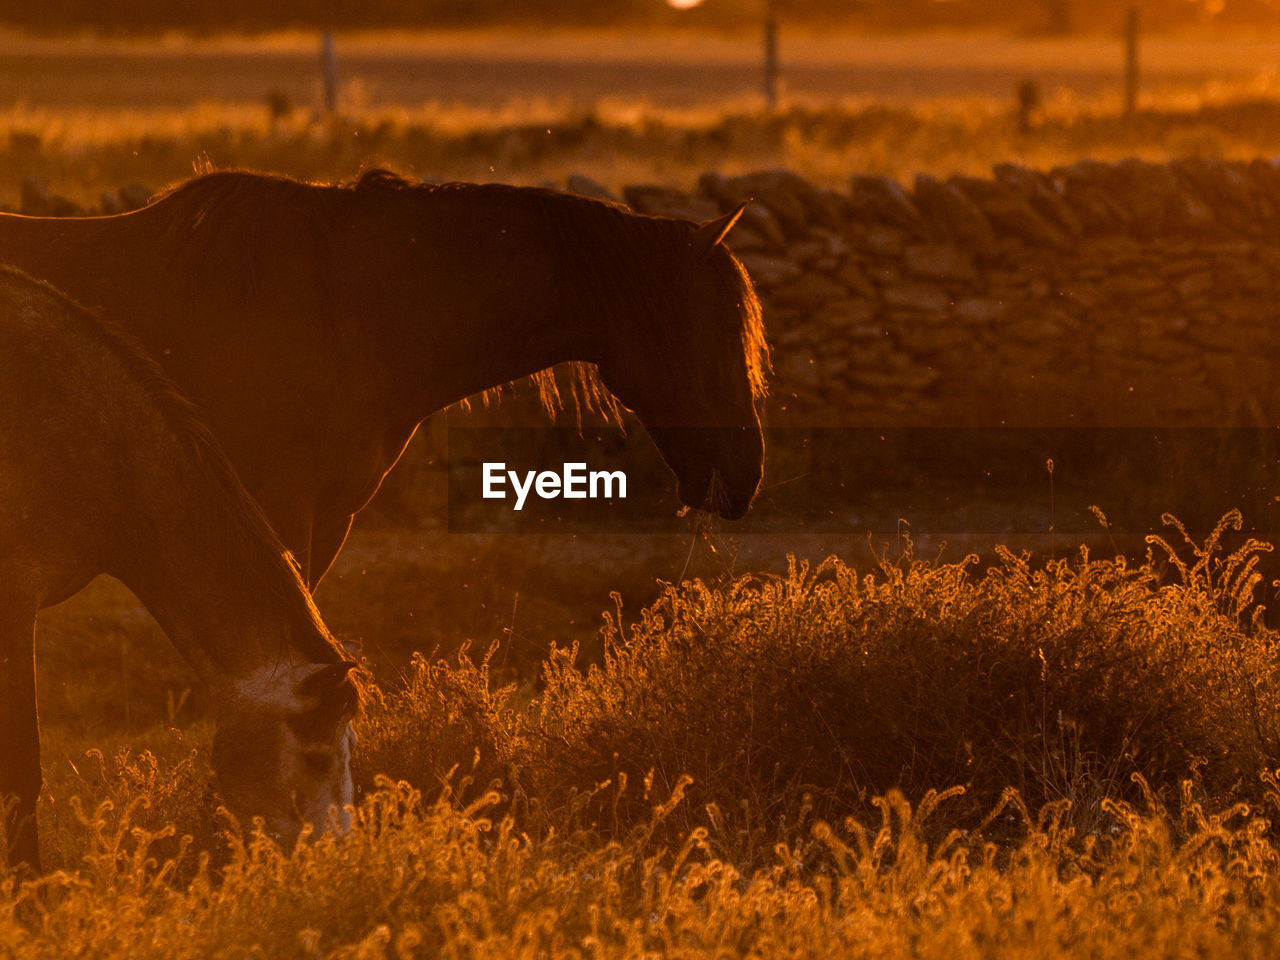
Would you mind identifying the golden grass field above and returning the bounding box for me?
[14,519,1280,958]
[7,27,1280,957]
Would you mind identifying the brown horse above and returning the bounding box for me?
[0,268,359,874]
[0,170,768,585]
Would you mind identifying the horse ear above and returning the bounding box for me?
[693,202,747,256]
[294,662,359,713]
[290,662,359,741]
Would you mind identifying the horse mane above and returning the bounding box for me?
[0,265,343,667]
[152,168,769,426]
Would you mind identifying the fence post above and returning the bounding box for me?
[321,29,338,115]
[1124,7,1139,119]
[763,0,779,110]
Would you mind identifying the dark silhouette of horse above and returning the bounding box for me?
[0,171,769,585]
[0,268,359,874]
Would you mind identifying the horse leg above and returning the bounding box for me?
[0,603,40,873]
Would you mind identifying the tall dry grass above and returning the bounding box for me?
[8,513,1280,956]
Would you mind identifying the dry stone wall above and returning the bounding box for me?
[613,159,1280,430]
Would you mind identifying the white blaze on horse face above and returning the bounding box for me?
[219,662,358,842]
[292,722,356,835]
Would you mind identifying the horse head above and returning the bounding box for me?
[211,660,360,844]
[597,205,768,521]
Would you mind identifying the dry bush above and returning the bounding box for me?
[345,512,1280,870]
[6,514,1280,955]
[520,521,1277,861]
[37,739,221,883]
[354,651,519,800]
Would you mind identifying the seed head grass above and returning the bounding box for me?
[6,513,1280,956]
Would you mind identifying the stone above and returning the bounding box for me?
[566,172,619,203]
[848,174,930,238]
[853,224,910,258]
[911,174,997,257]
[622,184,722,222]
[737,252,802,287]
[1005,308,1073,344]
[811,227,852,259]
[1063,186,1127,234]
[20,177,83,217]
[1174,271,1214,303]
[1156,255,1215,278]
[723,224,769,252]
[1170,158,1267,235]
[816,352,851,383]
[771,323,808,349]
[770,271,851,310]
[774,350,822,392]
[739,205,789,248]
[994,163,1084,238]
[847,342,892,369]
[1163,179,1217,234]
[1202,353,1241,390]
[834,259,877,298]
[1078,235,1143,265]
[696,175,789,246]
[1056,283,1103,311]
[1109,273,1168,301]
[117,183,154,211]
[1126,159,1219,235]
[19,175,50,215]
[1194,307,1258,351]
[865,262,901,288]
[950,175,1072,250]
[700,169,831,238]
[1247,157,1280,214]
[1051,162,1135,234]
[954,299,1009,325]
[56,196,84,216]
[889,313,970,354]
[882,281,951,313]
[813,298,880,338]
[786,239,833,265]
[902,243,976,282]
[701,175,798,245]
[1101,159,1179,237]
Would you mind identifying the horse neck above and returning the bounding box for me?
[357,191,616,413]
[111,434,339,694]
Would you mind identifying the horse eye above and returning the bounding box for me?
[302,750,332,775]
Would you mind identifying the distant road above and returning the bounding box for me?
[0,31,1277,110]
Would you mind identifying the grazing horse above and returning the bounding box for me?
[0,268,359,874]
[0,170,769,585]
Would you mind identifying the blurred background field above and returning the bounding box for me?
[9,29,1280,206]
